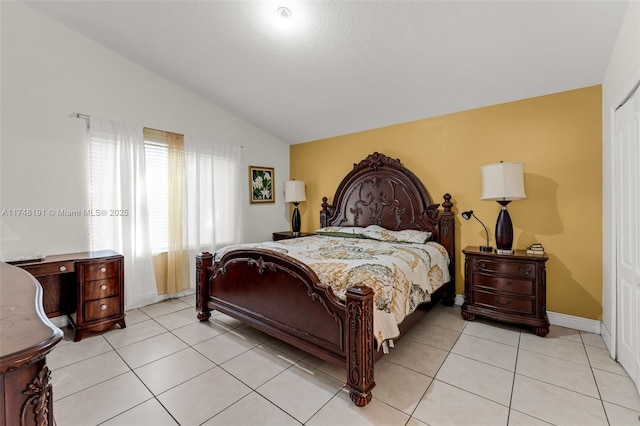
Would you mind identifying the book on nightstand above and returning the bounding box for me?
[526,243,545,256]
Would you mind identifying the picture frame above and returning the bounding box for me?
[249,166,275,204]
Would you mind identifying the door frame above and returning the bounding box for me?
[608,74,640,363]
[601,68,640,359]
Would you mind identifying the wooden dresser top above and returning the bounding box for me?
[0,262,63,370]
[6,249,121,267]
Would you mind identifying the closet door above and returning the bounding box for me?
[615,83,640,394]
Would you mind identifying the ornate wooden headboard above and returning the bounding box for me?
[319,152,455,298]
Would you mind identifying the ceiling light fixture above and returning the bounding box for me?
[277,6,291,18]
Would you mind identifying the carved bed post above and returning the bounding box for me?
[320,197,330,228]
[440,193,456,306]
[196,252,213,321]
[345,285,375,406]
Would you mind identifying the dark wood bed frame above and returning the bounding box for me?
[196,152,455,406]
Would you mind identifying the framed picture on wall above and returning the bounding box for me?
[249,166,275,204]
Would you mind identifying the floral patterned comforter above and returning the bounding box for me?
[214,235,450,350]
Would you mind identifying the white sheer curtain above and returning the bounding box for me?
[185,137,243,287]
[89,117,160,310]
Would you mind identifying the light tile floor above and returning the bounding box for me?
[48,296,640,425]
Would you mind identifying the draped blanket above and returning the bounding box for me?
[214,235,450,351]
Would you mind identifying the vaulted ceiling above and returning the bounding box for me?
[25,1,629,144]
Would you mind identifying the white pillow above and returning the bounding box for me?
[361,225,432,244]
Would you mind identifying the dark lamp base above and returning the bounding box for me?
[291,203,301,234]
[479,246,493,252]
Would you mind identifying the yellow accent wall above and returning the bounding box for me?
[290,85,602,320]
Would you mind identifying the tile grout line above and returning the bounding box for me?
[582,331,613,425]
[53,301,636,425]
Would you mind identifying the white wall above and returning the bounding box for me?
[0,2,290,260]
[601,1,639,352]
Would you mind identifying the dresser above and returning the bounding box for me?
[10,250,126,341]
[461,246,549,336]
[0,262,63,426]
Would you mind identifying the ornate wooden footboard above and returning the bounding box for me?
[196,152,455,406]
[196,249,377,405]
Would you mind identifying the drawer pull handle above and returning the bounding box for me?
[59,266,67,272]
[100,304,107,310]
[100,267,107,273]
[493,297,511,307]
[519,265,533,275]
[100,284,107,290]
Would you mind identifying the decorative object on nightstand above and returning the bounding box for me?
[461,246,549,336]
[284,180,306,236]
[461,210,492,252]
[481,161,526,255]
[526,243,545,256]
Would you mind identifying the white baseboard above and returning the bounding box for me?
[454,294,465,306]
[547,311,601,334]
[600,322,614,354]
[452,294,602,335]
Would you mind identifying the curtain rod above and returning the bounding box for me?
[69,112,244,148]
[69,112,90,128]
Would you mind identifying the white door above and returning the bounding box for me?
[615,83,640,394]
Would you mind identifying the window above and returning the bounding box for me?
[89,119,243,297]
[144,140,169,254]
[143,128,186,256]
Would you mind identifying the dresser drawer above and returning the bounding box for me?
[83,260,120,281]
[473,274,534,295]
[472,258,535,277]
[21,261,76,277]
[473,290,534,315]
[84,296,121,321]
[84,278,120,301]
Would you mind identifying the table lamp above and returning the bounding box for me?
[284,180,306,236]
[481,161,526,255]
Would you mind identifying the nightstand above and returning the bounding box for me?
[272,231,315,241]
[461,246,549,336]
[69,254,126,341]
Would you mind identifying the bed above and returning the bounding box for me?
[196,152,455,406]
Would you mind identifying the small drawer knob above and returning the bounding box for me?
[100,304,107,310]
[100,284,107,290]
[100,267,107,273]
[59,266,67,272]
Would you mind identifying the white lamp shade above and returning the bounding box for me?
[481,162,526,201]
[284,180,306,203]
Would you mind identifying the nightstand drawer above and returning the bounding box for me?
[473,274,534,295]
[83,260,120,281]
[84,296,121,321]
[84,278,120,301]
[472,258,534,277]
[473,290,534,315]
